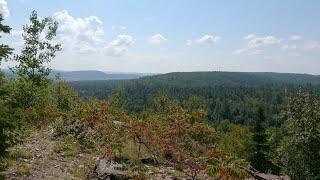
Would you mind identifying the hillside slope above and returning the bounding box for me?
[137,71,320,87]
[1,69,151,81]
[69,71,320,96]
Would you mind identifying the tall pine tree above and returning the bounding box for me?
[250,106,271,172]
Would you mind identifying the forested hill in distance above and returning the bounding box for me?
[68,71,320,101]
[2,69,154,81]
[136,71,320,87]
[70,71,320,88]
[3,69,320,86]
[49,70,155,81]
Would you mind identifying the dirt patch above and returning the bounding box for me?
[1,127,97,180]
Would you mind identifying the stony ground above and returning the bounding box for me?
[1,127,97,180]
[0,126,215,180]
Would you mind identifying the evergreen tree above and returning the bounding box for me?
[0,14,13,64]
[0,13,13,157]
[250,106,271,172]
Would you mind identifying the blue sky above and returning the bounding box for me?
[1,0,320,73]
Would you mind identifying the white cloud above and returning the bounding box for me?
[109,34,135,47]
[234,48,263,55]
[305,41,320,50]
[233,48,248,54]
[106,47,128,57]
[0,0,9,19]
[287,53,300,57]
[10,30,23,36]
[243,34,256,40]
[196,35,221,44]
[1,29,24,49]
[289,35,303,41]
[185,40,193,47]
[247,36,282,49]
[53,10,104,52]
[282,44,297,51]
[263,56,280,61]
[106,34,135,56]
[234,35,282,55]
[150,34,167,44]
[249,49,263,55]
[112,25,127,31]
[185,35,220,47]
[9,30,24,47]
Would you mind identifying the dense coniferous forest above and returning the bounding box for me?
[1,10,320,180]
[69,73,320,126]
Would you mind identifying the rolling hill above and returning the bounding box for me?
[136,71,320,87]
[68,71,320,100]
[1,69,152,81]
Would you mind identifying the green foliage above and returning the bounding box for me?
[218,124,253,160]
[68,75,320,177]
[75,94,248,179]
[69,77,303,126]
[5,78,59,124]
[0,10,63,162]
[53,136,80,157]
[54,76,78,111]
[207,156,248,179]
[138,72,320,87]
[11,10,61,86]
[2,10,62,127]
[250,107,272,172]
[279,90,320,179]
[0,99,21,157]
[5,78,35,108]
[0,72,21,159]
[13,163,31,176]
[0,13,14,159]
[0,14,13,64]
[9,150,33,160]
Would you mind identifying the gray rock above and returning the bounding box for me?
[94,158,129,180]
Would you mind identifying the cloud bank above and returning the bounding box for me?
[0,0,9,18]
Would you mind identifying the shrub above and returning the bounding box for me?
[54,76,78,111]
[74,95,248,179]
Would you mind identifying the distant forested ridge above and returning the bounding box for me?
[70,71,320,93]
[69,71,320,126]
[137,71,320,87]
[2,69,153,81]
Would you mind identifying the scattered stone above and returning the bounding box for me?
[0,126,96,180]
[113,121,123,126]
[94,158,129,180]
[69,122,93,139]
[141,155,158,165]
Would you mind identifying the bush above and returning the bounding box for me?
[0,76,22,158]
[72,95,248,179]
[54,77,78,111]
